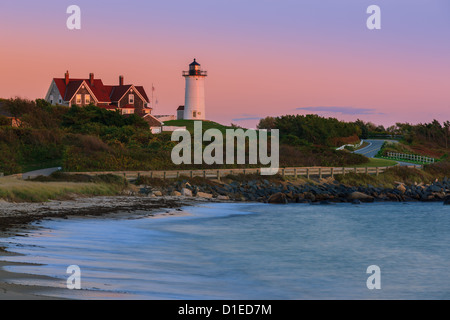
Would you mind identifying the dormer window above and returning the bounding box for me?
[85,94,90,105]
[129,94,134,104]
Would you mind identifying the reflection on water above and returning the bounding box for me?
[1,202,450,299]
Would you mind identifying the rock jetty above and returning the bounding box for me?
[138,177,450,205]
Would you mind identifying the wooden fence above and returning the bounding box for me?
[61,165,422,181]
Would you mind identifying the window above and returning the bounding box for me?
[193,111,197,118]
[128,94,134,104]
[50,95,53,104]
[76,94,82,105]
[59,98,62,104]
[85,94,90,105]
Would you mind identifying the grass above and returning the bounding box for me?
[335,161,450,188]
[378,140,443,161]
[376,155,436,165]
[163,119,241,134]
[0,173,127,202]
[352,158,398,168]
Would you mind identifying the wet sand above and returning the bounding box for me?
[0,195,206,300]
[0,249,66,300]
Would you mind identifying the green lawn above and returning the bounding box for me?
[164,120,241,134]
[353,158,398,167]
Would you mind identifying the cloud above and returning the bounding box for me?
[232,117,261,122]
[231,114,262,122]
[296,106,384,115]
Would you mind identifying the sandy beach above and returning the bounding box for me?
[0,195,204,300]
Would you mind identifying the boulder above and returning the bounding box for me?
[217,195,230,200]
[444,196,450,205]
[171,191,182,196]
[428,185,442,193]
[396,184,406,194]
[303,192,316,202]
[197,192,213,199]
[268,192,288,204]
[181,188,193,197]
[348,191,374,202]
[153,191,163,197]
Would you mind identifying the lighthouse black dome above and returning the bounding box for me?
[190,59,200,66]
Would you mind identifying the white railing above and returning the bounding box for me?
[336,140,364,151]
[386,152,435,164]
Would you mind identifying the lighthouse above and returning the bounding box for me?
[183,59,207,120]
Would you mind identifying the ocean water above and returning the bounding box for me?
[1,202,450,300]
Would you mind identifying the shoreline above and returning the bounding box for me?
[0,195,216,300]
[1,178,448,299]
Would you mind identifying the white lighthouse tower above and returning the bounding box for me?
[183,59,207,120]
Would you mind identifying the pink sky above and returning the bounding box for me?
[0,0,449,128]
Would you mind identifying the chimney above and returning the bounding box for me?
[89,73,94,86]
[119,75,124,86]
[65,71,69,85]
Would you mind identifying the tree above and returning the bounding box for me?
[444,121,450,149]
[354,119,369,139]
[3,98,35,119]
[0,115,11,126]
[257,116,276,130]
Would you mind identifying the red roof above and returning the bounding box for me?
[108,85,132,102]
[53,75,149,104]
[135,86,149,102]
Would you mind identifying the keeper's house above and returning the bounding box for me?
[45,71,152,116]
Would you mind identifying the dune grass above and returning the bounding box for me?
[0,175,126,202]
[335,162,450,188]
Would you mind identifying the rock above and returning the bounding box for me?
[348,191,374,202]
[303,192,316,202]
[396,184,406,194]
[268,192,288,204]
[197,192,213,199]
[171,191,182,196]
[351,199,361,205]
[444,196,450,205]
[217,195,230,200]
[428,185,442,193]
[153,191,163,197]
[181,188,193,197]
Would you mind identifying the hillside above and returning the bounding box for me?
[163,119,236,134]
[0,98,370,175]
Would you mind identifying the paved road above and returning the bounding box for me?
[22,167,61,179]
[353,139,387,158]
[354,140,418,167]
